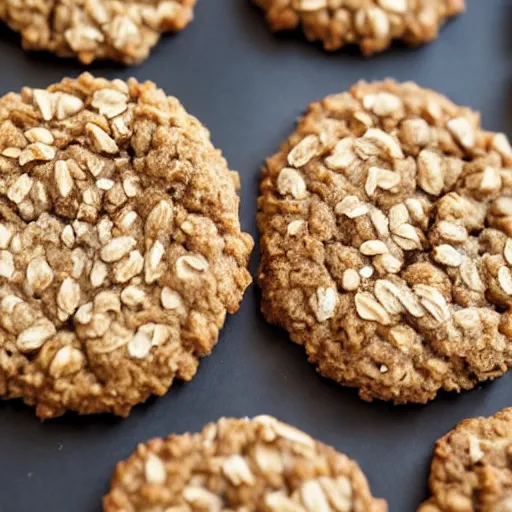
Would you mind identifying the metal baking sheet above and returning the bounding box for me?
[0,1,510,510]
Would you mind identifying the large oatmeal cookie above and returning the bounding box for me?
[253,0,464,55]
[0,73,253,418]
[419,408,512,512]
[258,80,512,404]
[0,0,196,65]
[103,415,387,511]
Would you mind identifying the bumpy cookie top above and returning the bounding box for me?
[0,73,253,418]
[258,80,512,405]
[0,0,195,65]
[419,408,512,512]
[104,415,387,511]
[253,0,464,55]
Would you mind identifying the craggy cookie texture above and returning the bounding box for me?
[0,0,195,65]
[0,73,253,418]
[104,415,387,511]
[419,408,512,512]
[253,0,464,55]
[258,80,512,404]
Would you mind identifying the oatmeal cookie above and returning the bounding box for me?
[258,79,512,404]
[0,0,196,65]
[0,73,253,418]
[419,408,512,512]
[253,0,464,55]
[104,415,387,511]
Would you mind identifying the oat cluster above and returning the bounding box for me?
[104,415,387,511]
[258,80,512,405]
[0,0,196,65]
[253,0,464,55]
[419,408,512,512]
[0,73,253,418]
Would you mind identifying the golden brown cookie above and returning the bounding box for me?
[0,73,253,418]
[0,0,196,65]
[419,408,512,512]
[258,79,512,405]
[253,0,464,55]
[104,415,388,511]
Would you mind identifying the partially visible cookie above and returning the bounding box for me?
[419,408,512,512]
[104,415,387,511]
[258,79,512,405]
[253,0,464,55]
[0,73,253,418]
[0,0,196,65]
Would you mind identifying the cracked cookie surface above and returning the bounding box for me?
[253,0,464,55]
[419,408,512,512]
[0,0,195,65]
[0,73,253,418]
[258,80,512,405]
[104,415,387,511]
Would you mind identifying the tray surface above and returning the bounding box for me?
[0,1,510,510]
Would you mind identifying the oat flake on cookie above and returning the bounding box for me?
[0,0,196,65]
[103,416,387,511]
[258,79,512,405]
[0,73,253,418]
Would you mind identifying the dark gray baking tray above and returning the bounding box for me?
[0,1,510,510]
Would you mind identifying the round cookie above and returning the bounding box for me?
[419,408,512,512]
[257,79,512,404]
[0,0,196,65]
[0,73,253,418]
[253,0,464,55]
[104,415,387,511]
